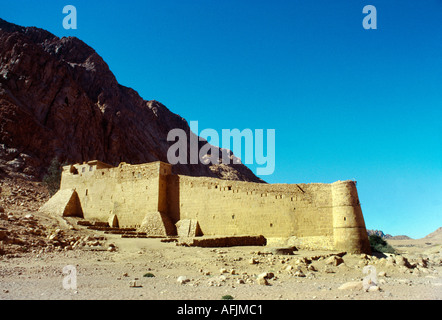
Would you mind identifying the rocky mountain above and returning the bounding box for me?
[367,229,393,239]
[423,227,442,240]
[0,18,263,183]
[389,235,412,240]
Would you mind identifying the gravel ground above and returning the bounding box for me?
[1,178,441,301]
[1,233,441,300]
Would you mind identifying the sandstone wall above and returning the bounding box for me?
[167,175,336,249]
[60,161,170,228]
[56,160,371,253]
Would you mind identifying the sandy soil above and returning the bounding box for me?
[0,178,441,301]
[1,225,441,300]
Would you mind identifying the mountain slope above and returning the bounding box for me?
[0,18,263,183]
[423,227,442,241]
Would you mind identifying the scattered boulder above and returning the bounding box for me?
[324,267,335,274]
[267,247,296,255]
[307,264,317,272]
[256,276,269,286]
[368,285,380,292]
[256,272,274,285]
[177,276,190,285]
[294,270,306,277]
[258,272,274,280]
[325,255,344,266]
[395,256,413,268]
[338,281,364,291]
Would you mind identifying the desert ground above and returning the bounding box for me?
[0,178,441,300]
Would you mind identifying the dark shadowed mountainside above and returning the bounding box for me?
[0,18,264,183]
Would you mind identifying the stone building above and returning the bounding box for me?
[40,160,371,254]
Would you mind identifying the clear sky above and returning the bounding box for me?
[2,0,441,238]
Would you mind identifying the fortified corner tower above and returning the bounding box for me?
[331,181,371,254]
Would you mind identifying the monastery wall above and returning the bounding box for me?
[60,161,169,228]
[168,175,337,249]
[55,160,371,253]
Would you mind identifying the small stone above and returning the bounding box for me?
[177,276,190,285]
[324,267,335,273]
[307,265,317,272]
[395,256,412,268]
[129,280,141,288]
[378,271,387,277]
[368,285,380,292]
[249,258,258,265]
[0,230,7,240]
[267,247,295,255]
[294,270,306,277]
[256,276,269,286]
[325,255,344,266]
[338,281,363,291]
[258,272,274,279]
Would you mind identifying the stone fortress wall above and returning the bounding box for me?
[41,160,371,254]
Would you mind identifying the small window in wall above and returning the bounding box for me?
[82,167,85,173]
[89,166,93,172]
[344,217,347,221]
[85,189,88,196]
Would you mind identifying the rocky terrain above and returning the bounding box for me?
[367,229,393,239]
[0,177,441,300]
[0,18,262,183]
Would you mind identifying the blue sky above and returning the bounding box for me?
[2,0,441,238]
